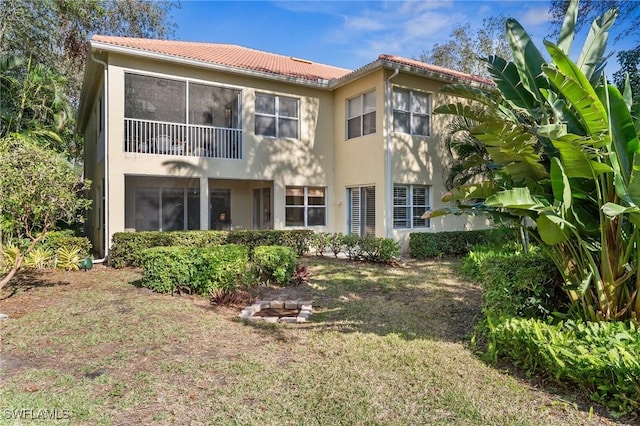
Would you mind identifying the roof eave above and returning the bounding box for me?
[90,40,333,89]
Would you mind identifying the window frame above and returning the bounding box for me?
[392,88,431,136]
[346,90,376,139]
[255,93,300,139]
[285,186,326,227]
[393,184,431,229]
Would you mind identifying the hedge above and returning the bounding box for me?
[252,245,297,285]
[139,244,248,295]
[408,229,517,259]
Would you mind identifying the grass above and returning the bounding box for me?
[0,258,625,425]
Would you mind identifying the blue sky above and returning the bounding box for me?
[172,0,635,73]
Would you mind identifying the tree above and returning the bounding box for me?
[612,49,640,101]
[430,0,640,323]
[419,16,512,79]
[0,135,91,288]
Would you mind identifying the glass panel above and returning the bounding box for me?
[393,111,410,134]
[279,97,298,118]
[125,73,186,123]
[347,116,361,139]
[393,185,408,205]
[187,188,200,230]
[255,94,275,114]
[347,97,361,118]
[393,89,409,111]
[162,188,184,231]
[286,187,304,205]
[363,111,376,135]
[135,187,160,231]
[412,92,430,114]
[412,115,430,136]
[286,207,305,226]
[308,188,325,205]
[413,207,428,228]
[413,186,428,206]
[279,118,298,139]
[255,115,276,136]
[189,83,216,126]
[308,207,326,226]
[210,189,231,230]
[393,207,409,228]
[363,91,376,113]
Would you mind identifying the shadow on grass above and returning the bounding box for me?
[0,270,71,300]
[244,257,483,344]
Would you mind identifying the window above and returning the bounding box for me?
[347,91,376,139]
[125,74,186,123]
[255,93,299,138]
[348,186,375,237]
[134,187,200,231]
[285,187,326,227]
[393,89,430,136]
[393,185,430,229]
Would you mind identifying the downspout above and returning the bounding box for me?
[385,68,399,238]
[90,51,109,264]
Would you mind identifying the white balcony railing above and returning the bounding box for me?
[124,118,242,159]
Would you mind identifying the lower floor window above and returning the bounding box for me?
[135,187,200,231]
[393,184,430,229]
[285,186,326,226]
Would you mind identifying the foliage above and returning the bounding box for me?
[0,242,20,272]
[140,245,248,295]
[409,229,516,259]
[430,1,640,322]
[487,317,640,416]
[359,237,400,263]
[341,234,362,260]
[23,247,54,270]
[209,287,255,307]
[329,233,344,258]
[289,264,310,287]
[42,232,91,258]
[312,232,330,256]
[419,16,512,79]
[463,244,567,318]
[228,229,313,257]
[252,245,297,285]
[0,135,90,287]
[612,49,640,101]
[55,246,81,271]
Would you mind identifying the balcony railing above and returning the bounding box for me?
[124,118,242,159]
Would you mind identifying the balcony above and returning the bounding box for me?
[124,118,242,159]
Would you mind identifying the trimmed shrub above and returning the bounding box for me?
[488,318,640,416]
[252,245,297,285]
[139,244,248,295]
[42,232,92,258]
[312,232,330,256]
[409,229,517,259]
[109,231,228,268]
[341,234,361,260]
[360,236,400,263]
[227,230,313,257]
[463,245,566,319]
[329,233,343,258]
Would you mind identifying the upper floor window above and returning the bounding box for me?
[255,93,299,139]
[347,90,376,139]
[393,184,430,229]
[285,186,326,227]
[393,88,430,136]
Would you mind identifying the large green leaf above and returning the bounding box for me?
[542,65,608,138]
[486,55,536,111]
[552,135,613,179]
[485,187,546,209]
[506,18,548,102]
[557,0,578,54]
[576,7,617,81]
[537,213,572,245]
[607,84,640,175]
[433,103,495,122]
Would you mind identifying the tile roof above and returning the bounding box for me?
[92,35,352,82]
[378,54,493,86]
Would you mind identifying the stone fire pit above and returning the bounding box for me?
[239,300,313,323]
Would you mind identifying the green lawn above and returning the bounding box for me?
[0,258,621,425]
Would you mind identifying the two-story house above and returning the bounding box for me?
[77,36,490,258]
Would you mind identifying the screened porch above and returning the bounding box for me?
[124,73,242,159]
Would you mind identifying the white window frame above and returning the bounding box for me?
[346,90,376,139]
[393,184,431,229]
[285,186,326,227]
[255,93,299,139]
[393,88,431,136]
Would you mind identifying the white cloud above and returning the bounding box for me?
[518,6,551,27]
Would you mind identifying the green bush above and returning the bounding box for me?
[329,233,343,258]
[360,237,400,263]
[488,318,640,416]
[227,230,313,257]
[312,232,330,256]
[463,245,566,319]
[42,232,92,258]
[139,244,248,295]
[341,234,361,260]
[252,245,297,285]
[409,229,517,259]
[109,231,228,268]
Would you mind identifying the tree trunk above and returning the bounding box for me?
[0,254,24,290]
